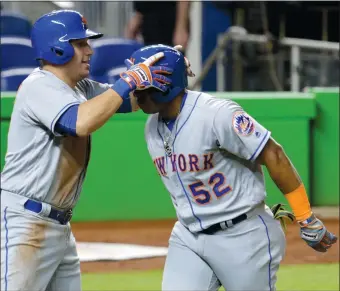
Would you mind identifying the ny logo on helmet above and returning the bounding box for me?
[81,16,88,30]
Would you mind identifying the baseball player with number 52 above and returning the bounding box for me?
[0,10,172,291]
[129,44,338,290]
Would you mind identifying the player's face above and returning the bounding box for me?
[68,38,93,80]
[134,89,165,114]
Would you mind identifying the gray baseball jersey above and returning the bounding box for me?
[145,90,271,232]
[0,68,111,209]
[1,68,113,291]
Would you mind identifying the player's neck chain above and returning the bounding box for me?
[159,93,188,157]
[162,118,181,157]
[163,136,173,157]
[159,115,180,158]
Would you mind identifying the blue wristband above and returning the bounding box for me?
[112,78,133,100]
[117,98,132,113]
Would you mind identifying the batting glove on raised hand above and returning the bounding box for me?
[112,52,173,100]
[299,213,337,252]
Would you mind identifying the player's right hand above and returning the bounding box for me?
[299,213,337,252]
[112,52,173,100]
[123,52,173,92]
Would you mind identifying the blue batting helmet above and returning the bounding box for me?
[130,44,188,103]
[31,10,103,65]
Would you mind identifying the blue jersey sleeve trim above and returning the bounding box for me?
[50,102,79,136]
[249,130,271,162]
[55,104,79,137]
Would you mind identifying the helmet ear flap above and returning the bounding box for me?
[51,46,64,56]
[48,44,74,64]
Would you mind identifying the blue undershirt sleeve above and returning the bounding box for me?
[55,104,79,137]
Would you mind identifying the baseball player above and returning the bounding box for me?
[128,44,338,290]
[0,10,172,291]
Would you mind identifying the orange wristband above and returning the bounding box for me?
[285,184,312,221]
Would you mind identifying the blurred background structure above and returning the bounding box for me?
[1,1,339,92]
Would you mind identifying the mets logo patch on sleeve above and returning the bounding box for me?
[232,111,255,136]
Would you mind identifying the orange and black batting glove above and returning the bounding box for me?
[112,52,173,100]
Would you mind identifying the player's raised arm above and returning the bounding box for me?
[257,136,337,252]
[75,53,172,136]
[29,11,172,138]
[76,79,140,114]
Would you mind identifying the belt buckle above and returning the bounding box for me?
[57,209,73,225]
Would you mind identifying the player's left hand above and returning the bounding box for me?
[299,213,337,252]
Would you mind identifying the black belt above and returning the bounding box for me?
[24,199,73,225]
[201,213,248,235]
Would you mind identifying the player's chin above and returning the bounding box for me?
[79,70,90,79]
